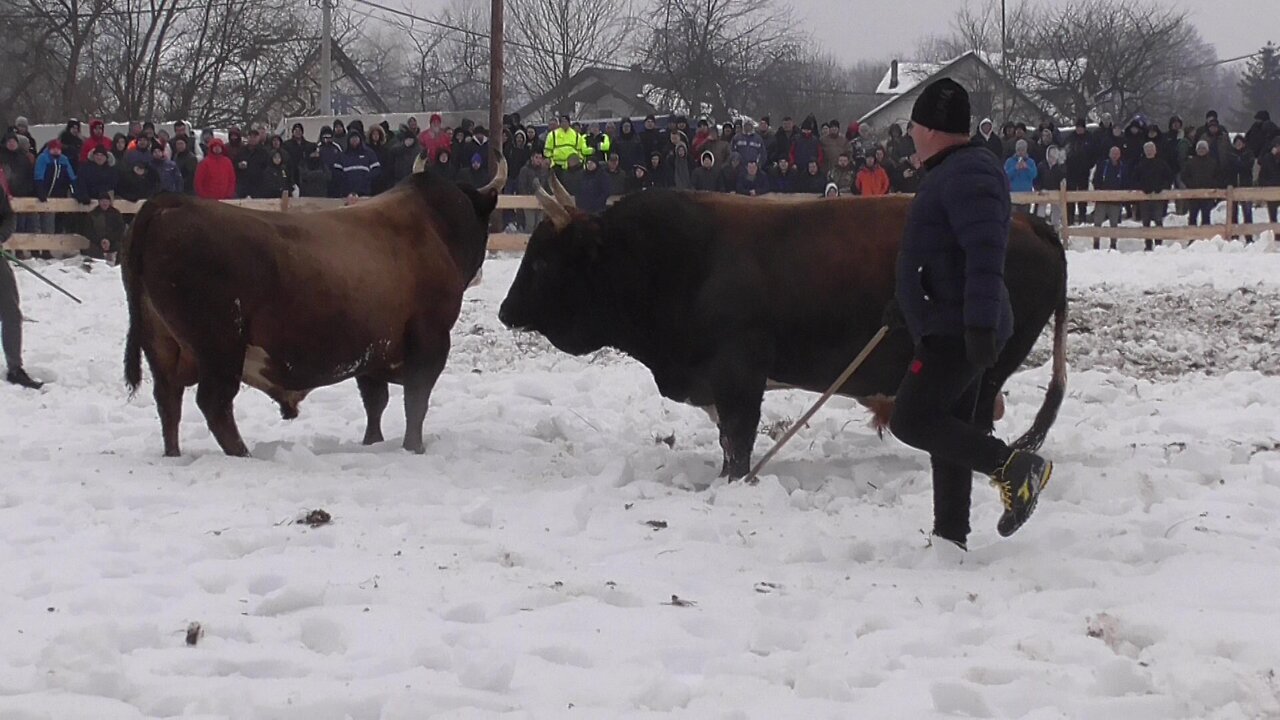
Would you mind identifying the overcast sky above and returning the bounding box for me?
[792,0,1275,66]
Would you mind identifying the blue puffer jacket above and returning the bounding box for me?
[896,142,1014,344]
[34,150,77,200]
[333,139,382,197]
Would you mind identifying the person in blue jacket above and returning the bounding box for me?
[333,131,381,198]
[34,138,77,233]
[888,78,1053,550]
[1004,139,1038,211]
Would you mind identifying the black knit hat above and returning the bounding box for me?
[910,78,971,134]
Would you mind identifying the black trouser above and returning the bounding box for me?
[890,336,1012,543]
[1232,200,1254,242]
[1189,200,1213,226]
[0,256,22,371]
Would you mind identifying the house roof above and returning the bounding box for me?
[516,67,663,119]
[859,51,1047,125]
[874,61,945,95]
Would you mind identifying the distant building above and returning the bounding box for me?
[516,67,669,122]
[860,51,1048,132]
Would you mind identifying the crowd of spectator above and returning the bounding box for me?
[1,105,1278,257]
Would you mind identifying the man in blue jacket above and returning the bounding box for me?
[889,78,1053,549]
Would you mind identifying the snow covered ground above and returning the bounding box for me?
[2,239,1280,719]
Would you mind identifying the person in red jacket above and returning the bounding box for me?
[417,113,452,163]
[194,138,237,199]
[79,119,113,165]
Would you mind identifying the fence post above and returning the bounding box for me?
[280,192,290,213]
[1057,179,1070,242]
[1224,186,1235,242]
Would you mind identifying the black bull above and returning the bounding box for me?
[499,189,1068,478]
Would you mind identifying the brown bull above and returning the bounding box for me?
[122,157,506,456]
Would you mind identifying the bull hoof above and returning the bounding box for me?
[164,449,182,458]
[403,440,426,455]
[362,431,384,446]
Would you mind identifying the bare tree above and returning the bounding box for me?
[505,0,636,109]
[753,52,886,125]
[636,0,803,118]
[390,0,491,112]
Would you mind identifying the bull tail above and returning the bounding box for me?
[123,197,173,394]
[1011,216,1068,452]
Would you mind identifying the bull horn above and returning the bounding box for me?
[535,185,571,230]
[412,152,428,174]
[478,154,508,194]
[550,171,576,208]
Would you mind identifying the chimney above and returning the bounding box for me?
[890,60,899,90]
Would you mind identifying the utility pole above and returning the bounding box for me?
[1000,0,1007,123]
[489,0,504,166]
[321,0,333,116]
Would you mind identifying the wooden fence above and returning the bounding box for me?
[8,185,1280,255]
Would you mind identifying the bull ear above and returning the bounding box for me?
[550,171,576,208]
[535,185,571,230]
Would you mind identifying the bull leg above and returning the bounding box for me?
[402,331,450,455]
[145,332,188,457]
[196,368,249,457]
[973,373,1003,435]
[357,376,390,445]
[154,373,185,457]
[710,349,769,480]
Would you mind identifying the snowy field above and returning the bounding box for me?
[2,237,1280,719]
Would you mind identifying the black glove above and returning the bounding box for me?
[965,327,999,369]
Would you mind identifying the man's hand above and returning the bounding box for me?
[965,327,999,368]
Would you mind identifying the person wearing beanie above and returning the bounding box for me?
[544,113,582,172]
[284,122,314,180]
[889,77,1053,549]
[333,130,381,198]
[1245,109,1279,160]
[0,176,44,388]
[315,126,344,197]
[81,192,126,263]
[789,115,822,173]
[75,144,117,204]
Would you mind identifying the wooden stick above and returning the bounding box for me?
[742,325,890,485]
[1057,178,1070,241]
[1224,186,1235,241]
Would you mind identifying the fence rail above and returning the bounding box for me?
[8,185,1280,254]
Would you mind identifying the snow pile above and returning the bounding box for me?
[0,249,1278,718]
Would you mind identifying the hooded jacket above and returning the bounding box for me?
[691,151,722,192]
[194,139,238,199]
[789,116,822,172]
[152,153,184,194]
[971,119,1004,159]
[34,146,77,200]
[1245,114,1280,159]
[173,146,198,194]
[79,120,114,165]
[255,152,293,198]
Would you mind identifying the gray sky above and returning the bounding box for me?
[793,0,1275,66]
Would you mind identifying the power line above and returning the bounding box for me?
[346,0,637,73]
[0,0,263,22]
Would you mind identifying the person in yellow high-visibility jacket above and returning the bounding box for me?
[579,122,611,161]
[543,113,583,170]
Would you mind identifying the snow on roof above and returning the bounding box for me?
[875,61,945,95]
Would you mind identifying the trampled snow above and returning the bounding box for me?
[2,240,1279,719]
